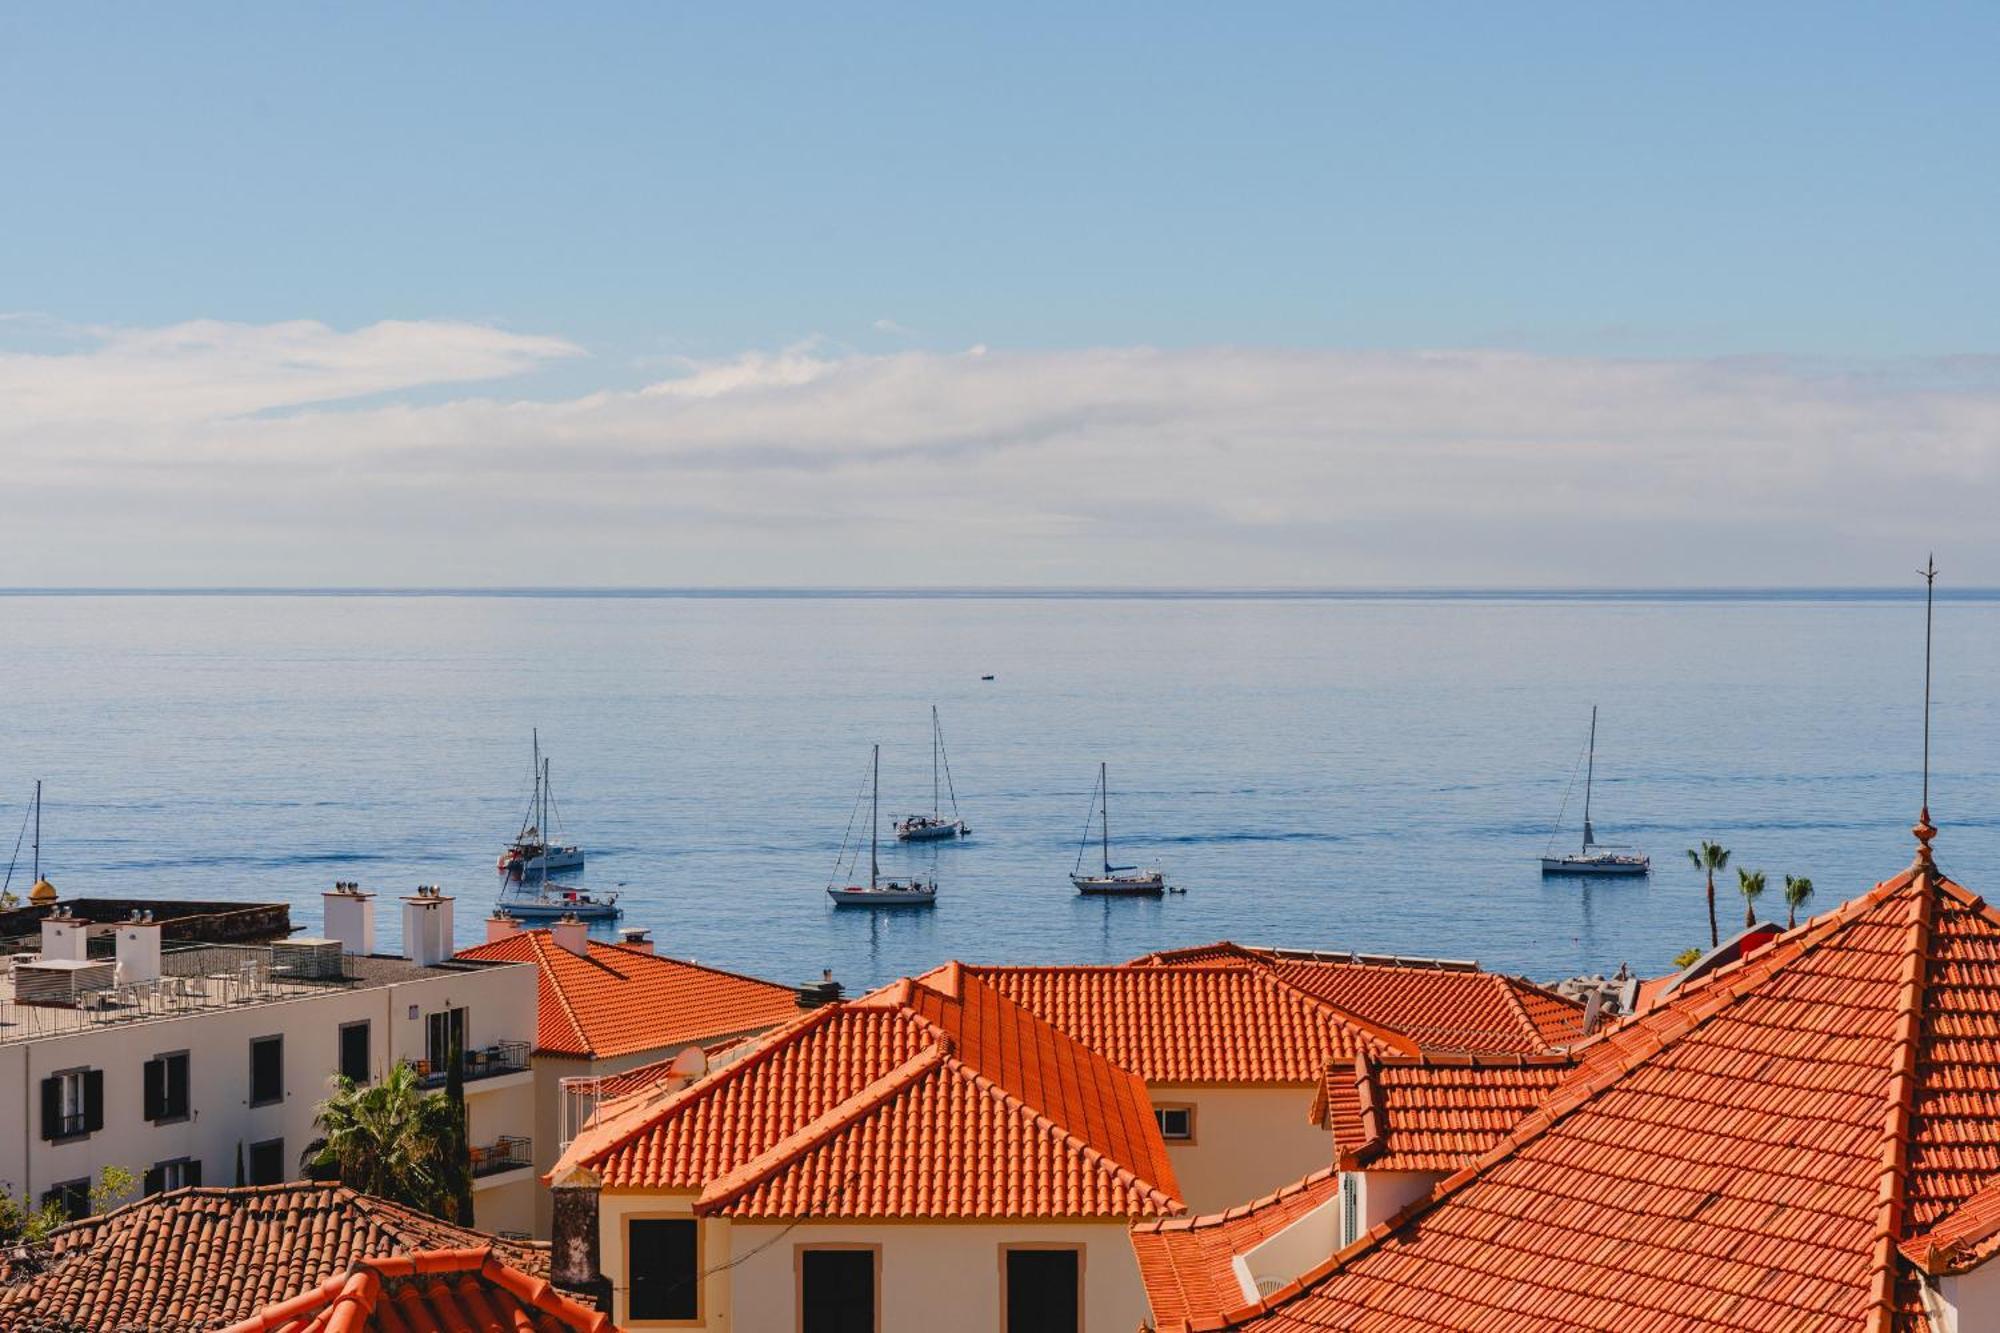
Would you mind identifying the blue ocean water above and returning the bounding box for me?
[2,591,1995,992]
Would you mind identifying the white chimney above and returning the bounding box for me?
[115,911,162,984]
[616,926,654,955]
[550,914,590,957]
[401,885,455,967]
[40,911,88,962]
[322,882,377,956]
[486,910,525,945]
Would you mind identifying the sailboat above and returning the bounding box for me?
[896,706,970,841]
[2,780,58,905]
[828,745,938,908]
[497,730,586,879]
[1540,706,1650,877]
[1070,762,1166,896]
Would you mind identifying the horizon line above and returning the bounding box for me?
[0,585,1990,602]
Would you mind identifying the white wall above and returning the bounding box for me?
[1939,1263,2000,1333]
[1151,1085,1330,1214]
[598,1192,1148,1332]
[1355,1169,1447,1234]
[0,959,536,1214]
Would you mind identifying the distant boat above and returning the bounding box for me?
[1070,762,1166,896]
[497,730,585,878]
[1540,706,1650,877]
[828,745,937,908]
[980,675,995,681]
[496,877,622,921]
[896,706,970,842]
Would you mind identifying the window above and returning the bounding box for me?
[426,1007,466,1076]
[1004,1247,1080,1333]
[801,1249,875,1333]
[248,1138,285,1187]
[249,1036,283,1106]
[144,1051,191,1122]
[1339,1171,1360,1247]
[144,1157,201,1196]
[339,1021,371,1084]
[41,1178,91,1222]
[627,1217,698,1321]
[1154,1105,1194,1142]
[40,1068,102,1141]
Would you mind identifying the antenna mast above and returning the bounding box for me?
[1917,555,1940,862]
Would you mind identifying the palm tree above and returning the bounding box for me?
[302,1062,463,1219]
[1686,841,1731,948]
[1784,875,1814,929]
[1737,868,1768,929]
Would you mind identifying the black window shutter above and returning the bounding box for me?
[83,1069,105,1134]
[143,1059,165,1121]
[40,1077,60,1140]
[168,1054,190,1118]
[186,1159,202,1187]
[143,1166,163,1196]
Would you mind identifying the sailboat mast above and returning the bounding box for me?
[1101,762,1111,875]
[870,745,881,890]
[932,705,940,818]
[540,759,552,890]
[31,779,40,883]
[1581,706,1597,852]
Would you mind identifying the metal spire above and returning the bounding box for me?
[1915,555,1939,863]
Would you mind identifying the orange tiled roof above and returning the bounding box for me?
[0,1184,546,1333]
[215,1248,612,1333]
[1161,844,2000,1333]
[1128,942,1586,1055]
[456,930,798,1059]
[556,964,1181,1220]
[1131,1169,1344,1330]
[954,963,1420,1083]
[1309,1051,1578,1171]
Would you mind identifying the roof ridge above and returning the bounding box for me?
[941,1057,1182,1215]
[558,1002,853,1177]
[1130,1167,1337,1235]
[1250,965,1422,1058]
[1862,865,1935,1333]
[1195,877,1923,1330]
[1489,973,1553,1047]
[527,933,594,1055]
[693,1043,952,1215]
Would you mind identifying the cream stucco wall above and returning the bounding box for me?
[1938,1264,2000,1333]
[597,1192,1147,1332]
[1150,1085,1330,1213]
[0,958,535,1214]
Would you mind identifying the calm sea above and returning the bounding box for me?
[3,590,1995,992]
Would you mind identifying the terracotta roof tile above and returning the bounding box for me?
[457,930,798,1059]
[214,1248,612,1333]
[0,1185,546,1333]
[556,968,1181,1220]
[1130,1169,1343,1329]
[1312,1052,1579,1171]
[1154,854,1992,1332]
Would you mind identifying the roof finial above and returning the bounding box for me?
[1916,554,1939,865]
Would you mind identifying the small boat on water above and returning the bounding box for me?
[498,730,585,878]
[829,745,937,908]
[896,706,970,842]
[496,877,622,921]
[1071,762,1166,896]
[1540,706,1650,877]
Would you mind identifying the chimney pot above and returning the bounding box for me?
[323,883,377,956]
[550,915,591,957]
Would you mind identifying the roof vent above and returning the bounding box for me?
[796,969,844,1010]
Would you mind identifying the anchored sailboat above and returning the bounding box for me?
[497,730,585,879]
[896,706,970,841]
[829,745,938,908]
[1071,762,1166,896]
[1540,706,1650,877]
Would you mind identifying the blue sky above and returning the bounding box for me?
[1,5,1996,585]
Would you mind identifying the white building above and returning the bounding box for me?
[0,885,541,1236]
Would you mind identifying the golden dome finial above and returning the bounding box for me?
[29,877,56,905]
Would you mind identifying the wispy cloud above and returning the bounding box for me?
[4,319,1997,586]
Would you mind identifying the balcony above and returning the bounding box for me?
[469,1134,533,1179]
[414,1040,532,1089]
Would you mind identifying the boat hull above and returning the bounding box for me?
[1072,872,1166,897]
[827,884,937,908]
[1540,855,1650,877]
[896,820,966,842]
[500,846,586,877]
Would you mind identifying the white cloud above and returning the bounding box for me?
[3,319,1997,586]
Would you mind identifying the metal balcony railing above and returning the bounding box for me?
[469,1135,533,1178]
[414,1040,532,1087]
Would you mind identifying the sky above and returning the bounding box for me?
[2,3,1997,587]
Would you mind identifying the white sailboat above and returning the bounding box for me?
[1540,706,1650,877]
[828,745,938,908]
[497,730,585,878]
[1070,762,1166,896]
[896,706,970,841]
